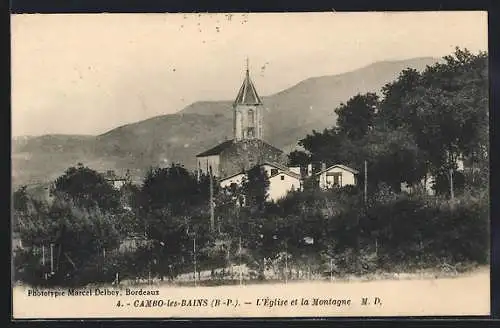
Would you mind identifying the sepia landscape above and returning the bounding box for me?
[11,12,489,317]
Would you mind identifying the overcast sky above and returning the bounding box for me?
[11,11,487,137]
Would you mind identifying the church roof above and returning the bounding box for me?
[196,139,283,157]
[196,140,235,157]
[233,67,262,106]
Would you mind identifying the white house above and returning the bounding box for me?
[218,162,302,202]
[259,162,302,201]
[316,164,359,190]
[103,170,128,190]
[219,171,246,189]
[260,162,289,177]
[267,169,302,202]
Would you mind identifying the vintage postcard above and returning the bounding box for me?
[11,11,490,319]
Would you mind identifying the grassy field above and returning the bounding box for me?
[110,262,486,288]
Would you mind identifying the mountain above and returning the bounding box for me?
[12,57,439,188]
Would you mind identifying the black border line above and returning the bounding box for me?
[7,0,496,14]
[7,0,500,326]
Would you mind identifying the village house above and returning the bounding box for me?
[219,162,302,202]
[267,167,302,201]
[260,162,302,201]
[316,164,359,190]
[219,171,246,189]
[401,157,470,196]
[103,170,128,190]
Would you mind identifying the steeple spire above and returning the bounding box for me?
[234,58,262,106]
[233,58,264,141]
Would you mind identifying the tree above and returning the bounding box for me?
[361,127,428,192]
[335,93,379,140]
[14,165,132,286]
[13,187,51,245]
[138,163,212,279]
[119,182,141,210]
[49,198,122,282]
[377,68,422,129]
[51,164,120,212]
[287,150,311,168]
[215,183,245,234]
[116,182,142,236]
[13,186,31,233]
[13,186,29,212]
[401,48,488,195]
[14,192,123,286]
[242,165,270,213]
[298,128,360,170]
[140,163,208,215]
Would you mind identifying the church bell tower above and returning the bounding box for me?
[233,59,263,141]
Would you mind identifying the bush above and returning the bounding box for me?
[14,158,488,286]
[363,191,489,270]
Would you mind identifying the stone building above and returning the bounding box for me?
[196,63,286,178]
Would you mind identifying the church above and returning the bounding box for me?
[196,63,287,179]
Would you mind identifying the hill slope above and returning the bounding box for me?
[12,57,438,187]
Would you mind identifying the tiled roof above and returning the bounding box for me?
[261,161,290,172]
[219,171,246,182]
[219,165,301,182]
[196,139,283,158]
[269,170,301,180]
[315,164,359,175]
[260,161,301,179]
[196,140,235,157]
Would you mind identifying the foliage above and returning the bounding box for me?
[13,186,29,212]
[13,164,125,286]
[287,150,311,168]
[296,47,488,196]
[13,48,489,286]
[51,164,121,212]
[335,92,379,140]
[241,165,270,213]
[140,163,208,214]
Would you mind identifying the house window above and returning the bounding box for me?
[271,168,278,176]
[280,175,285,180]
